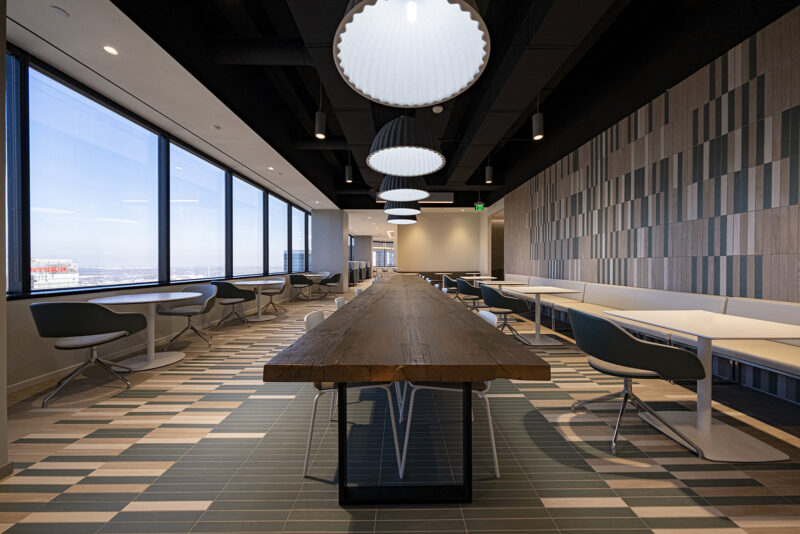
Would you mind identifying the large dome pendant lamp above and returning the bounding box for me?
[387,214,418,225]
[378,175,430,202]
[384,200,421,216]
[367,116,445,177]
[334,0,491,108]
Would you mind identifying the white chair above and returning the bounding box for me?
[335,297,345,310]
[302,310,401,477]
[355,288,363,296]
[398,310,500,479]
[260,278,286,315]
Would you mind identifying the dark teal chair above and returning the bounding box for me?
[480,284,531,344]
[290,274,314,300]
[442,275,458,294]
[30,302,147,407]
[455,278,483,309]
[319,273,341,297]
[212,281,255,328]
[568,309,706,456]
[157,284,217,346]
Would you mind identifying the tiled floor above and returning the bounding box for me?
[4,278,800,533]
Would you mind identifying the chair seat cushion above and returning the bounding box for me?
[410,381,489,392]
[460,295,480,301]
[486,307,512,315]
[54,331,129,350]
[218,298,245,305]
[260,288,283,295]
[587,356,660,378]
[157,305,204,316]
[671,338,800,377]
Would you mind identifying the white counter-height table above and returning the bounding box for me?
[89,292,201,371]
[479,280,526,287]
[233,279,284,322]
[503,286,579,346]
[460,275,496,281]
[606,309,800,462]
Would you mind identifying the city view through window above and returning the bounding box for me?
[17,65,309,292]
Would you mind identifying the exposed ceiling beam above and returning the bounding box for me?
[211,37,312,66]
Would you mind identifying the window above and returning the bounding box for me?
[373,241,395,267]
[28,68,159,291]
[291,206,306,272]
[268,195,288,274]
[232,177,263,276]
[169,144,225,280]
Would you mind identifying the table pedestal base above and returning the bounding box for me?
[639,411,788,462]
[520,334,563,346]
[114,351,185,372]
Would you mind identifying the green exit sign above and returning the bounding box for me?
[474,201,485,211]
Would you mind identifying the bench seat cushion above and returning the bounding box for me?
[709,339,800,377]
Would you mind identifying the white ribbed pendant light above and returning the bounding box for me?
[334,0,490,108]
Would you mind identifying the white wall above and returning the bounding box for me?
[311,209,348,291]
[353,236,373,263]
[397,211,483,272]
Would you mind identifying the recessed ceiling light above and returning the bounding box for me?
[315,201,319,204]
[212,124,222,130]
[461,209,465,212]
[49,5,69,17]
[103,45,119,55]
[367,216,371,219]
[268,166,274,171]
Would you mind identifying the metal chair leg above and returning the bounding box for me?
[97,358,132,372]
[381,385,403,477]
[190,325,212,346]
[610,391,629,454]
[165,324,191,348]
[95,359,131,388]
[42,359,94,407]
[303,390,326,476]
[329,390,336,420]
[570,389,625,412]
[480,393,500,479]
[630,395,705,459]
[399,386,419,479]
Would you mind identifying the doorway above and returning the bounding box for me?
[490,210,504,279]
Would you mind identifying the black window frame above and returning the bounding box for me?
[5,44,311,300]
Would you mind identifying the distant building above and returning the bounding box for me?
[284,250,306,272]
[31,259,79,290]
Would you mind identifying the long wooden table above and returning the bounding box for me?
[264,275,550,505]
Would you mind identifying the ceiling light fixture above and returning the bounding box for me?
[387,214,417,225]
[384,200,421,216]
[345,152,353,183]
[268,166,274,171]
[315,80,326,140]
[334,0,490,108]
[50,5,69,17]
[532,94,544,141]
[378,175,430,202]
[103,45,119,55]
[485,153,493,184]
[368,116,444,176]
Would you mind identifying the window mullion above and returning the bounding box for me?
[225,171,233,279]
[158,136,170,283]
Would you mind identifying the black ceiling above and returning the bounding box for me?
[112,0,800,209]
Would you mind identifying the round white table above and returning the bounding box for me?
[89,292,201,371]
[233,280,283,322]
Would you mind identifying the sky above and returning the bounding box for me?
[26,67,298,282]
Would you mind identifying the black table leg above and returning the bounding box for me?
[337,381,473,505]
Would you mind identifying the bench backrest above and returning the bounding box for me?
[726,297,800,347]
[583,283,727,313]
[504,273,529,283]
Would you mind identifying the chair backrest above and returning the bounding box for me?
[480,284,529,313]
[568,309,705,381]
[180,284,218,313]
[318,271,331,278]
[443,275,458,289]
[290,274,312,286]
[355,288,363,296]
[304,310,325,331]
[211,281,252,301]
[457,278,481,297]
[335,297,345,309]
[30,302,147,339]
[321,273,341,285]
[477,310,498,327]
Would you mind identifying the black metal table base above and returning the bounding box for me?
[337,382,472,505]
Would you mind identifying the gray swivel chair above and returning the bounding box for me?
[480,284,531,345]
[334,297,345,310]
[30,302,146,407]
[568,309,706,456]
[442,275,459,294]
[301,310,401,477]
[261,278,286,315]
[290,274,314,300]
[456,278,483,309]
[318,273,341,297]
[212,281,254,328]
[157,284,217,347]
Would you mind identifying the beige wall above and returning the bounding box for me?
[397,211,482,272]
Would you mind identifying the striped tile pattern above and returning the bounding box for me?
[506,6,800,302]
[3,287,800,533]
